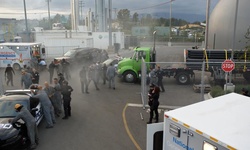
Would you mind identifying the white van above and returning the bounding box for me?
[147,93,250,150]
[0,43,45,70]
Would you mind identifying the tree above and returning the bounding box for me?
[64,15,71,30]
[132,12,139,25]
[52,14,61,23]
[117,9,130,29]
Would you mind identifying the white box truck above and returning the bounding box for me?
[147,93,250,150]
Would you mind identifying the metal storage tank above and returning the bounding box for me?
[208,0,250,49]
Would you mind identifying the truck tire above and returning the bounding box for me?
[243,72,250,82]
[176,72,190,85]
[13,63,21,71]
[123,71,136,83]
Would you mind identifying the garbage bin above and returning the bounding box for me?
[114,43,120,53]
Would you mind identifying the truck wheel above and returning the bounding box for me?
[13,63,21,71]
[123,71,136,83]
[176,72,190,85]
[243,72,250,82]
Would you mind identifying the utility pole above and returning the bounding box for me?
[168,0,172,46]
[108,0,112,48]
[229,0,239,84]
[79,1,84,25]
[46,0,51,30]
[23,0,30,42]
[205,0,210,49]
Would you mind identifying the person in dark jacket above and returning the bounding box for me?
[79,66,89,94]
[9,104,38,149]
[48,61,56,84]
[61,80,73,119]
[58,73,65,86]
[5,64,15,86]
[147,84,160,124]
[102,63,107,85]
[156,65,165,92]
[31,68,40,84]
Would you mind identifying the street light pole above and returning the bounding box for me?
[23,0,30,42]
[169,0,172,44]
[108,0,112,48]
[47,0,51,30]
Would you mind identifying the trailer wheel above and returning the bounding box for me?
[123,71,136,83]
[243,72,250,82]
[176,72,190,85]
[13,63,21,71]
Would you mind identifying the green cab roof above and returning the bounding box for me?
[134,47,152,51]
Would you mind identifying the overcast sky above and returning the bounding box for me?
[0,0,219,20]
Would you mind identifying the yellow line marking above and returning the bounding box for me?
[122,103,142,150]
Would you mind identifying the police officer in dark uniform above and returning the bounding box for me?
[61,80,73,119]
[58,73,65,86]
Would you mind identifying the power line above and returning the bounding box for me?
[130,0,176,12]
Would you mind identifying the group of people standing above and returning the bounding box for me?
[149,65,165,92]
[79,62,117,94]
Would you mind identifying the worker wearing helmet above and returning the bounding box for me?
[9,104,38,149]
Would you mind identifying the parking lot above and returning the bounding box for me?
[0,45,202,150]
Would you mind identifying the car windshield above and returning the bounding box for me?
[64,50,76,57]
[0,100,28,118]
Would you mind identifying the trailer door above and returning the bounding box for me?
[146,123,163,150]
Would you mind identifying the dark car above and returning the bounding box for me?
[0,90,42,150]
[54,47,109,67]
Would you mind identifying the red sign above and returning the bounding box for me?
[221,60,235,72]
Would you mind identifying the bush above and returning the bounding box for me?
[235,84,250,94]
[210,86,223,97]
[210,84,249,98]
[210,85,232,98]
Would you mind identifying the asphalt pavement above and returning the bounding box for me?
[0,45,204,150]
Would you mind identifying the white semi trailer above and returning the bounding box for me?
[147,93,250,150]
